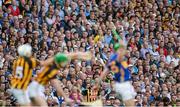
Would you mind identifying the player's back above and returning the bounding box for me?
[108,53,131,82]
[11,56,37,90]
[35,63,59,86]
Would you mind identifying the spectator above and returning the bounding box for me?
[8,0,20,16]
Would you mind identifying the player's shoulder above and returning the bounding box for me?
[107,53,118,66]
[28,56,37,61]
[14,56,22,62]
[121,61,128,68]
[28,57,38,64]
[109,53,118,62]
[12,58,17,64]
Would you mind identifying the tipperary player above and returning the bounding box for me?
[28,52,92,106]
[95,43,136,106]
[10,44,40,106]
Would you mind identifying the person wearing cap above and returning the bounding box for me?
[94,42,136,106]
[28,52,92,106]
[10,44,47,106]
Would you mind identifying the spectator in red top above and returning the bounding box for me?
[156,41,168,56]
[8,0,20,16]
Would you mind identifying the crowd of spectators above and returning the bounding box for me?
[0,0,180,106]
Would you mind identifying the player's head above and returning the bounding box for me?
[54,53,69,67]
[113,43,125,52]
[113,43,127,59]
[18,44,32,57]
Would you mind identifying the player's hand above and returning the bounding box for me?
[80,52,92,60]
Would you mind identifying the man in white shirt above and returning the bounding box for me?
[140,42,151,59]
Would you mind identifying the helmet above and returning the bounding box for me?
[18,44,32,57]
[54,53,68,64]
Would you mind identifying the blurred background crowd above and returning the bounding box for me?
[0,0,180,106]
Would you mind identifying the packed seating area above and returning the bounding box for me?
[0,0,179,106]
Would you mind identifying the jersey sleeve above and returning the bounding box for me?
[106,53,118,67]
[121,61,128,68]
[12,59,17,75]
[108,54,118,63]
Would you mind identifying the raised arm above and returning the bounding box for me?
[112,27,127,61]
[35,57,54,67]
[100,60,109,81]
[67,52,92,61]
[39,57,54,66]
[38,52,91,66]
[112,29,122,41]
[39,52,92,66]
[114,43,127,62]
[98,68,109,84]
[93,60,109,89]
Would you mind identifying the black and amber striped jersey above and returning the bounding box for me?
[11,57,38,90]
[35,63,59,86]
[82,89,99,102]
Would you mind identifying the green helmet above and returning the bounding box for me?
[113,43,124,52]
[54,53,68,64]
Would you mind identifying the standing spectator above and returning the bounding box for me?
[8,0,20,16]
[104,29,112,45]
[140,42,151,59]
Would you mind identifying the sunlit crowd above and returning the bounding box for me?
[0,0,179,106]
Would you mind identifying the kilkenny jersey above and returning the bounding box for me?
[35,62,59,86]
[107,53,131,82]
[11,57,38,90]
[82,89,99,102]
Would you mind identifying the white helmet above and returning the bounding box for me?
[18,44,32,57]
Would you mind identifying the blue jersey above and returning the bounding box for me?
[107,53,131,82]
